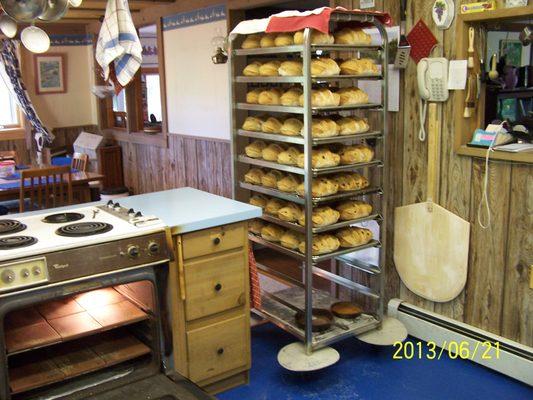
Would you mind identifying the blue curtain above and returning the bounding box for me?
[0,39,54,151]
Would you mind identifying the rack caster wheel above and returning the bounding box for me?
[356,317,407,346]
[277,342,339,371]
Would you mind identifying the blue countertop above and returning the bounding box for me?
[120,188,261,234]
[11,188,261,235]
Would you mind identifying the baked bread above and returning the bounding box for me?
[335,200,373,221]
[261,224,285,242]
[242,116,264,132]
[311,58,340,76]
[294,29,334,45]
[280,231,304,250]
[246,88,262,104]
[335,227,373,248]
[249,194,268,209]
[338,87,369,106]
[244,168,265,185]
[262,143,284,161]
[261,117,283,134]
[260,34,276,48]
[277,202,303,222]
[259,60,281,76]
[261,170,285,188]
[311,118,340,138]
[275,32,294,47]
[243,61,262,76]
[334,28,372,45]
[280,118,303,136]
[281,87,303,106]
[278,146,302,166]
[296,178,338,197]
[298,206,340,227]
[338,144,375,165]
[277,174,301,193]
[332,172,369,192]
[299,88,340,107]
[278,60,303,76]
[339,58,379,75]
[244,140,266,158]
[337,117,369,135]
[298,234,340,255]
[296,148,340,169]
[249,219,265,235]
[242,34,261,49]
[258,88,283,105]
[265,198,287,215]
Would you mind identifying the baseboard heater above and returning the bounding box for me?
[388,299,533,386]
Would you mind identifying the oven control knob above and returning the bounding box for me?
[148,242,160,255]
[127,245,140,258]
[114,203,121,210]
[134,211,142,218]
[128,208,135,215]
[1,269,15,284]
[107,200,114,208]
[21,269,30,278]
[32,266,41,276]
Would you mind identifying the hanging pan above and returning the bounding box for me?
[39,0,69,22]
[0,0,47,22]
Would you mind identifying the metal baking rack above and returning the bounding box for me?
[229,10,389,355]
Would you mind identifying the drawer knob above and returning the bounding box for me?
[214,283,222,292]
[217,348,224,355]
[213,237,221,245]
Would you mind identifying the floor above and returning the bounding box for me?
[218,323,532,400]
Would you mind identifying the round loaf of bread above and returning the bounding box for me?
[333,28,371,45]
[248,219,265,235]
[259,60,281,76]
[249,194,268,209]
[335,200,373,221]
[278,146,301,166]
[274,32,294,47]
[296,147,340,169]
[335,227,373,248]
[280,231,304,250]
[311,118,340,138]
[338,144,375,165]
[332,172,369,192]
[265,198,287,215]
[261,223,285,242]
[243,61,262,76]
[277,174,301,193]
[244,140,266,158]
[244,167,265,185]
[298,234,340,255]
[242,34,261,49]
[299,89,341,107]
[277,202,303,222]
[311,58,340,76]
[261,170,285,188]
[339,58,378,75]
[281,87,303,106]
[337,117,369,135]
[294,29,334,45]
[258,88,283,105]
[278,60,303,76]
[280,118,303,136]
[296,178,338,197]
[338,87,369,106]
[262,143,284,161]
[246,89,262,104]
[298,206,340,227]
[261,117,283,134]
[260,34,276,48]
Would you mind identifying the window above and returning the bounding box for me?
[0,77,20,129]
[142,72,162,123]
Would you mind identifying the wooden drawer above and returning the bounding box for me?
[184,250,246,321]
[182,223,245,260]
[187,315,248,382]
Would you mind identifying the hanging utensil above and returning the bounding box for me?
[394,103,470,303]
[394,0,411,69]
[0,14,17,38]
[21,25,50,53]
[0,0,47,22]
[39,0,69,22]
[467,27,475,69]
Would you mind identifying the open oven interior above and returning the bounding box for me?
[3,281,160,399]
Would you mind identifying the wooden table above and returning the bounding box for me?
[0,169,104,204]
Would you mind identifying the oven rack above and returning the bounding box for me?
[253,282,380,350]
[236,102,383,115]
[259,212,382,234]
[235,73,383,84]
[239,155,383,176]
[241,181,383,205]
[230,12,389,355]
[237,129,383,145]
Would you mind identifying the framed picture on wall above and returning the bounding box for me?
[499,39,522,66]
[34,53,67,94]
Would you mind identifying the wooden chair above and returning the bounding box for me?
[0,151,18,164]
[19,166,73,212]
[71,152,89,172]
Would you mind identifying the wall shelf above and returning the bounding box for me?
[457,145,533,164]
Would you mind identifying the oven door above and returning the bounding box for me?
[87,372,214,400]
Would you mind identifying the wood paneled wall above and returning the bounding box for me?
[118,135,232,198]
[370,0,531,346]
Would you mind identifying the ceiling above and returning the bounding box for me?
[61,0,175,23]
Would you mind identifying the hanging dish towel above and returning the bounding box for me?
[95,0,142,92]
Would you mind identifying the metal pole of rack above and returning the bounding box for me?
[228,34,238,200]
[375,19,388,322]
[302,27,314,356]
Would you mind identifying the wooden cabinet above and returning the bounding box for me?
[170,221,250,394]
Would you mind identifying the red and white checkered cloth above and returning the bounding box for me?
[248,246,261,310]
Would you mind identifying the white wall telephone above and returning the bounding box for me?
[417,57,449,140]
